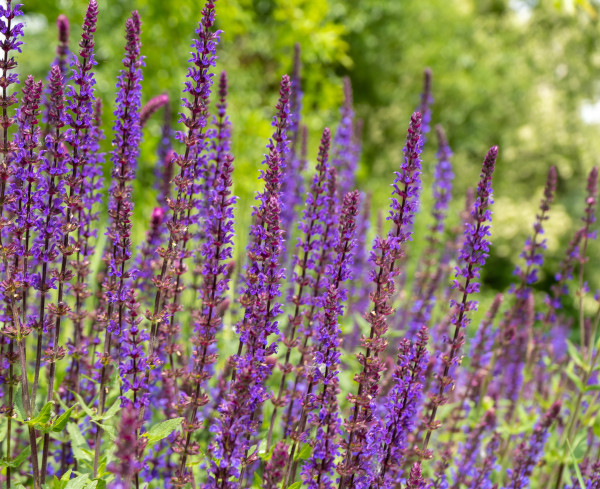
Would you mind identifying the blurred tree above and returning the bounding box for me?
[17,0,600,292]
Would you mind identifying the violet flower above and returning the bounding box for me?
[338,112,423,489]
[332,77,357,199]
[369,326,429,489]
[280,43,306,243]
[208,74,290,489]
[291,191,360,488]
[420,145,498,457]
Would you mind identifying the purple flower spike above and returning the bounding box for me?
[504,402,560,489]
[369,326,429,488]
[102,9,145,407]
[332,77,358,199]
[140,93,169,128]
[421,146,498,457]
[209,75,290,489]
[338,113,423,489]
[94,8,145,478]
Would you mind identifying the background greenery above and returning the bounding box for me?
[17,0,600,305]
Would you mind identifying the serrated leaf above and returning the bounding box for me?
[566,340,587,369]
[64,474,89,489]
[567,439,586,489]
[71,445,92,464]
[71,392,96,418]
[32,401,54,426]
[287,483,302,489]
[101,400,120,421]
[85,481,98,489]
[14,384,26,421]
[2,446,31,468]
[293,443,311,462]
[52,405,76,432]
[93,421,117,442]
[143,417,183,445]
[67,422,86,447]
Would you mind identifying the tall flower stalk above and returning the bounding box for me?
[420,145,498,456]
[338,112,423,489]
[93,10,144,477]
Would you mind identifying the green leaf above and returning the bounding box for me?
[13,384,26,421]
[64,474,89,489]
[2,445,31,468]
[293,443,312,462]
[71,445,92,464]
[143,417,183,445]
[29,401,54,429]
[101,399,120,421]
[93,421,117,442]
[71,392,96,418]
[566,340,587,369]
[567,439,586,489]
[92,481,106,489]
[52,405,76,432]
[2,446,31,468]
[67,422,87,447]
[287,483,302,489]
[564,366,584,392]
[85,481,98,489]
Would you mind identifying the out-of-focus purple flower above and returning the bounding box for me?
[469,432,501,489]
[451,410,496,487]
[56,14,70,75]
[332,77,357,199]
[503,402,560,489]
[264,441,289,489]
[418,68,433,137]
[108,403,147,487]
[280,43,306,243]
[404,124,454,339]
[140,93,169,128]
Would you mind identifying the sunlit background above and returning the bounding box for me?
[17,0,600,312]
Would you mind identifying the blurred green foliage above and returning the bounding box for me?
[18,0,600,298]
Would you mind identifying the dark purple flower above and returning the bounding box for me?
[140,93,169,128]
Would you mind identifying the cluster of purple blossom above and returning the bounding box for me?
[0,0,598,488]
